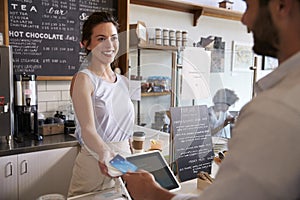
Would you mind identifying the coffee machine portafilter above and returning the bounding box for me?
[14,73,43,142]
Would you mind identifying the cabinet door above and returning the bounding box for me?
[0,155,18,200]
[18,146,78,200]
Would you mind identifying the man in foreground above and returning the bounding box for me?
[122,0,300,199]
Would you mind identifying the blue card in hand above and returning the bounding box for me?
[109,154,138,174]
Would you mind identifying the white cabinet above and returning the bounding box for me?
[0,154,18,200]
[0,146,78,200]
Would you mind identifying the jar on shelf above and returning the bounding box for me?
[163,29,169,46]
[176,39,182,47]
[170,39,176,46]
[155,38,162,45]
[155,28,162,46]
[176,30,182,39]
[149,37,155,45]
[182,31,188,40]
[163,38,169,46]
[155,28,162,38]
[182,39,188,47]
[169,29,175,39]
[163,29,169,38]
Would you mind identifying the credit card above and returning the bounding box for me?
[109,154,138,174]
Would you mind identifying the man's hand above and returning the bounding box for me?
[122,170,175,200]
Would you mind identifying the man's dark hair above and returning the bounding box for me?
[259,0,300,6]
[81,12,119,54]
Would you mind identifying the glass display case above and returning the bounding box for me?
[129,44,182,132]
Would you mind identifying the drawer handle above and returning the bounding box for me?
[5,162,13,177]
[20,160,28,175]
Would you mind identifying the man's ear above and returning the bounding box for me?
[277,0,293,16]
[270,0,293,24]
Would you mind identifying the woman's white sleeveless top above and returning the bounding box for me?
[75,69,134,144]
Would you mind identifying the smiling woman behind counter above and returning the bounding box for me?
[68,12,134,197]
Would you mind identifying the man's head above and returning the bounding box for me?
[241,0,300,61]
[241,0,279,58]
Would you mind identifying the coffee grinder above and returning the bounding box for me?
[14,73,43,142]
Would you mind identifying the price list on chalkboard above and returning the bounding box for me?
[8,0,118,76]
[170,105,214,182]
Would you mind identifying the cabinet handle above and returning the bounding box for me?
[5,162,13,177]
[20,160,28,175]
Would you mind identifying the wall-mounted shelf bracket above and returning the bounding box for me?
[193,9,203,26]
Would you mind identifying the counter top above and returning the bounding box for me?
[68,177,204,200]
[0,134,79,157]
[133,125,170,156]
[0,125,167,157]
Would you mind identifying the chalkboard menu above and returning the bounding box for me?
[170,105,214,182]
[8,0,118,77]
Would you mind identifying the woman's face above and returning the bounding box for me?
[86,22,119,65]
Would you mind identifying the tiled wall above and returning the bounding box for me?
[37,80,72,119]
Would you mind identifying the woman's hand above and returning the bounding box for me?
[98,161,110,177]
[98,150,117,177]
[225,116,235,125]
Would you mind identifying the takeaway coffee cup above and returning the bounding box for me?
[132,131,146,153]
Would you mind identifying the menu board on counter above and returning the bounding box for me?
[8,0,118,77]
[170,105,214,182]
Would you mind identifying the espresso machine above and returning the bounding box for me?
[0,46,14,143]
[14,73,43,141]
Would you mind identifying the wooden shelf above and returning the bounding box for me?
[141,91,171,97]
[130,0,243,26]
[130,44,183,51]
[138,43,181,51]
